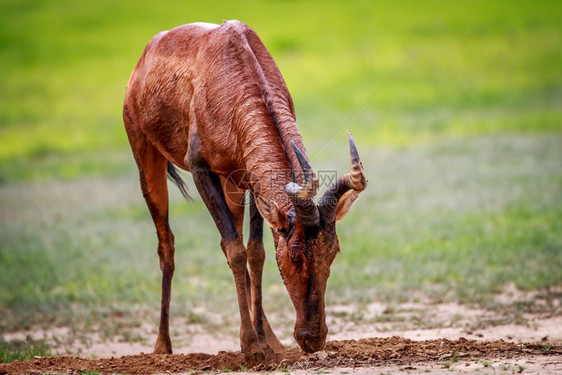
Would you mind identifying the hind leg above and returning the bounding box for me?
[126,128,175,354]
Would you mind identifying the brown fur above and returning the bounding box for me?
[123,20,366,360]
[124,21,303,212]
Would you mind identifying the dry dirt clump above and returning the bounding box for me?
[1,337,560,374]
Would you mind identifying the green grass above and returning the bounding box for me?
[0,0,561,343]
[332,136,562,306]
[1,135,560,335]
[1,0,561,180]
[0,338,51,363]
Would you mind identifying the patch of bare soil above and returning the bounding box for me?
[1,337,560,375]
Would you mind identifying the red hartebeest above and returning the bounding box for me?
[123,20,366,361]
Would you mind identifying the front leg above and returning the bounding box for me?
[189,153,264,362]
[247,198,284,352]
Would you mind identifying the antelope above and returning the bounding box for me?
[123,20,366,361]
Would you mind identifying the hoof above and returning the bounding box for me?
[268,340,285,353]
[261,343,277,361]
[153,336,172,354]
[244,348,266,365]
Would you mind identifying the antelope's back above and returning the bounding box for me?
[124,20,299,174]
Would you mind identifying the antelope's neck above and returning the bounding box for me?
[239,116,306,215]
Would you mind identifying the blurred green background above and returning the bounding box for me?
[1,0,561,345]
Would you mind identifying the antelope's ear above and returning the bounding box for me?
[255,195,288,230]
[335,190,360,221]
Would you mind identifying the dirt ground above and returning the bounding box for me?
[1,301,561,374]
[1,336,560,374]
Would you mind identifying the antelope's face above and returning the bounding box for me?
[274,219,339,352]
[256,132,367,353]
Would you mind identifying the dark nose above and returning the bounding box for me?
[295,329,326,353]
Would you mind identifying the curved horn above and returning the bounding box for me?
[319,131,367,222]
[285,141,320,226]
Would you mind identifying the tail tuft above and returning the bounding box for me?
[167,162,191,201]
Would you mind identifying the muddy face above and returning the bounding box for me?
[275,220,339,353]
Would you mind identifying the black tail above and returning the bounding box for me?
[167,162,191,200]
